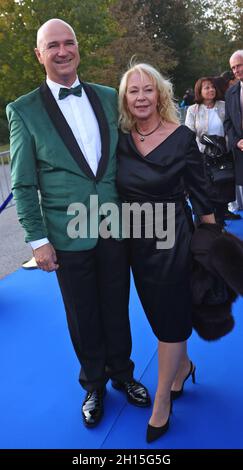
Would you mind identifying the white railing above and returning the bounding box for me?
[0,150,14,210]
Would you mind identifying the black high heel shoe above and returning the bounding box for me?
[171,360,196,400]
[146,400,172,443]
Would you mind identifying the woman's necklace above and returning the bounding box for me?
[205,101,214,109]
[135,121,162,141]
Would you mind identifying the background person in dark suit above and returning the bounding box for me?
[6,18,150,429]
[224,50,243,208]
[214,71,241,220]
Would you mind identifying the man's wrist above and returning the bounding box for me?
[30,238,49,250]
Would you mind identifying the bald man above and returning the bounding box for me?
[6,19,150,428]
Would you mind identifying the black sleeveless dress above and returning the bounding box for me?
[117,125,212,342]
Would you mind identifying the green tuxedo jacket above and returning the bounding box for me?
[6,81,120,250]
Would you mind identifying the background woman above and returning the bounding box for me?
[185,77,235,227]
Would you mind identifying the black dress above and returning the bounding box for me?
[117,125,212,342]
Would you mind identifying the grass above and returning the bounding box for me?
[0,144,9,152]
[0,144,10,164]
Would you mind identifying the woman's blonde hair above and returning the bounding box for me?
[119,62,179,132]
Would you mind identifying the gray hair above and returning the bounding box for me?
[36,18,77,49]
[230,50,243,63]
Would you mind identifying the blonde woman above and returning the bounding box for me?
[117,63,215,442]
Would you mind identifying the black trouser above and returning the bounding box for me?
[56,237,134,391]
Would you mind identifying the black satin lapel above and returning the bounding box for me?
[39,82,95,179]
[82,82,110,180]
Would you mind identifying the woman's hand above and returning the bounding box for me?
[200,213,216,224]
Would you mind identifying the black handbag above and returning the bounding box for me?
[200,134,235,183]
[209,163,234,183]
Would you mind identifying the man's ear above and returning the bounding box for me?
[34,47,43,65]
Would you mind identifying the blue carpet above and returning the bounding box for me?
[0,214,243,449]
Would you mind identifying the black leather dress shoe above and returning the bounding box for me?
[112,379,151,407]
[82,388,105,428]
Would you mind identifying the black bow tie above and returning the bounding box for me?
[58,84,82,100]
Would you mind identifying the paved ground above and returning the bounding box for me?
[0,204,32,279]
[0,160,11,206]
[0,160,31,279]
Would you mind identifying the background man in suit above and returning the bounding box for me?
[6,18,150,428]
[224,50,243,207]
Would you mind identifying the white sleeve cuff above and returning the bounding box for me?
[30,238,49,250]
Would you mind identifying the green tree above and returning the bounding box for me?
[138,0,195,96]
[0,0,118,102]
[204,0,243,52]
[186,0,233,80]
[0,104,9,145]
[94,0,176,88]
[138,0,243,95]
[189,0,243,78]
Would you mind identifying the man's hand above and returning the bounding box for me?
[33,243,59,272]
[237,139,243,151]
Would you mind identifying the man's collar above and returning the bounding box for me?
[46,76,80,100]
